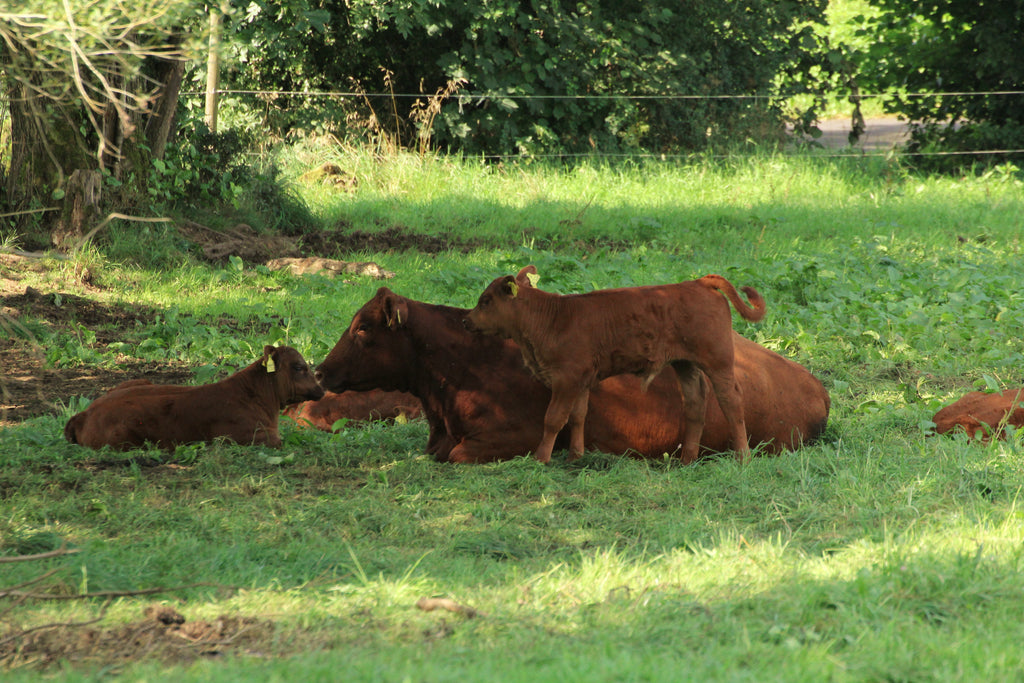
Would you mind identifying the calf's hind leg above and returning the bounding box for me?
[704,368,751,464]
[670,361,707,464]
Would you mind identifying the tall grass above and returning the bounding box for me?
[3,145,1024,681]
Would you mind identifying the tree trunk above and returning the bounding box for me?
[145,56,187,160]
[51,169,102,250]
[205,5,225,133]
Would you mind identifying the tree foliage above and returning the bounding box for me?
[0,0,204,240]
[224,0,833,154]
[851,0,1024,165]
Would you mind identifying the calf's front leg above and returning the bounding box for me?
[705,370,751,464]
[534,385,579,464]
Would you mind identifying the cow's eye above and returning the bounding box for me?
[355,323,370,335]
[293,363,306,373]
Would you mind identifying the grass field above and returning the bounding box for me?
[2,143,1024,681]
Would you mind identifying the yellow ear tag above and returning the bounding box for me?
[526,272,540,287]
[264,357,276,373]
[508,281,519,298]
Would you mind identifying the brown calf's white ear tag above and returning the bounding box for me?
[508,281,519,298]
[526,272,540,287]
[264,356,276,373]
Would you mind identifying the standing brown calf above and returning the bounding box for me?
[64,345,324,450]
[464,266,766,464]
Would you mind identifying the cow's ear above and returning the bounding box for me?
[516,265,539,288]
[383,293,409,329]
[504,276,520,298]
[261,345,278,373]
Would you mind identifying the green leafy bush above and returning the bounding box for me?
[221,0,833,154]
[849,0,1024,169]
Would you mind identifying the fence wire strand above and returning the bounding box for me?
[183,88,1024,161]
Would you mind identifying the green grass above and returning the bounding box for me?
[3,145,1024,680]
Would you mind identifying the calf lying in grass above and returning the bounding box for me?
[464,266,766,464]
[932,387,1024,441]
[284,389,422,431]
[64,345,324,450]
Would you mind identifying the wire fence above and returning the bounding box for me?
[177,87,1024,162]
[184,89,1024,101]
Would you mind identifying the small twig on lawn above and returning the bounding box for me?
[0,546,81,564]
[0,247,69,261]
[558,195,596,227]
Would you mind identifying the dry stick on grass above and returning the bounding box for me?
[1,582,232,602]
[71,213,174,253]
[415,597,483,618]
[0,547,82,564]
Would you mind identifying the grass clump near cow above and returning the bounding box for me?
[3,150,1024,680]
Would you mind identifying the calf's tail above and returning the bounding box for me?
[698,274,766,322]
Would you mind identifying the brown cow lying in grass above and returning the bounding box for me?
[64,345,324,450]
[316,288,826,464]
[284,389,422,431]
[932,388,1024,440]
[464,266,766,464]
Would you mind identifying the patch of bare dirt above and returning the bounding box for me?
[178,220,300,265]
[265,256,395,279]
[1,605,277,671]
[0,288,193,426]
[302,223,485,255]
[177,220,483,267]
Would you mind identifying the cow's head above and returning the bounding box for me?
[262,345,325,408]
[316,288,414,393]
[464,266,540,338]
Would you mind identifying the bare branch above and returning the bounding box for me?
[0,547,81,564]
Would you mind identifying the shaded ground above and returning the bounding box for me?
[180,220,484,266]
[1,268,194,426]
[0,223,477,427]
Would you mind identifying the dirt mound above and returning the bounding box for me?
[1,605,276,670]
[265,256,395,279]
